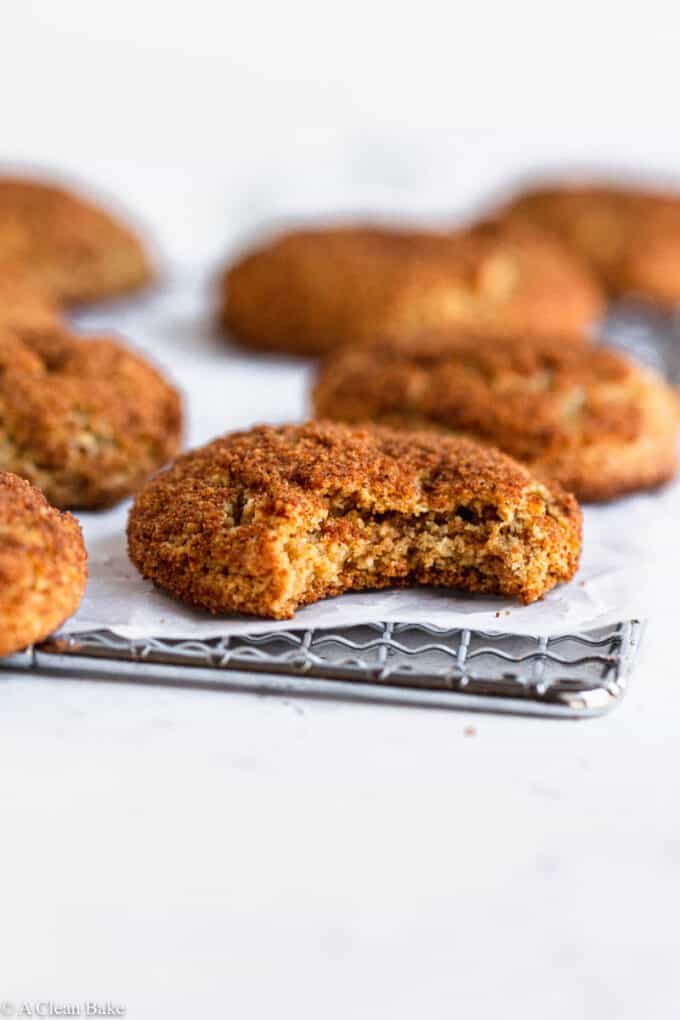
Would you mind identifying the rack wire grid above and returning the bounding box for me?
[1,302,674,717]
[1,620,643,718]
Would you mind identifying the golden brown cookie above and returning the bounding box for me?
[499,183,680,304]
[0,270,64,338]
[0,471,87,656]
[0,176,154,304]
[127,421,582,618]
[219,221,604,355]
[0,327,183,509]
[313,334,680,502]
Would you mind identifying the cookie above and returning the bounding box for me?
[499,183,680,304]
[0,270,64,338]
[0,327,183,508]
[0,176,154,304]
[127,421,582,618]
[219,221,604,355]
[0,471,87,656]
[313,333,680,502]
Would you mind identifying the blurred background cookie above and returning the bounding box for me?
[0,269,64,339]
[0,327,183,508]
[219,221,604,355]
[0,471,87,657]
[127,421,581,617]
[313,333,680,501]
[498,183,680,305]
[0,175,155,304]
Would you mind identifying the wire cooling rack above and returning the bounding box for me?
[1,621,642,718]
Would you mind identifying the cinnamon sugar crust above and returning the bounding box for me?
[0,326,183,508]
[313,333,680,502]
[0,471,87,656]
[0,176,154,304]
[127,421,582,619]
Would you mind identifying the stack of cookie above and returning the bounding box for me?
[2,173,680,649]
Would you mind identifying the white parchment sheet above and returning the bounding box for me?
[62,272,678,640]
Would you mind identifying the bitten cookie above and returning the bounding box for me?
[313,333,680,502]
[0,471,87,656]
[499,183,680,305]
[0,176,154,304]
[127,421,582,618]
[218,221,604,355]
[0,327,183,508]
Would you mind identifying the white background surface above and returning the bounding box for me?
[2,4,680,1018]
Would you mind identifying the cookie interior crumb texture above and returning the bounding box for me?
[127,422,582,620]
[0,471,87,657]
[0,326,183,509]
[313,333,680,502]
[0,176,154,304]
[219,221,604,355]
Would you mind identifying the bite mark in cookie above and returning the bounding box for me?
[127,422,582,619]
